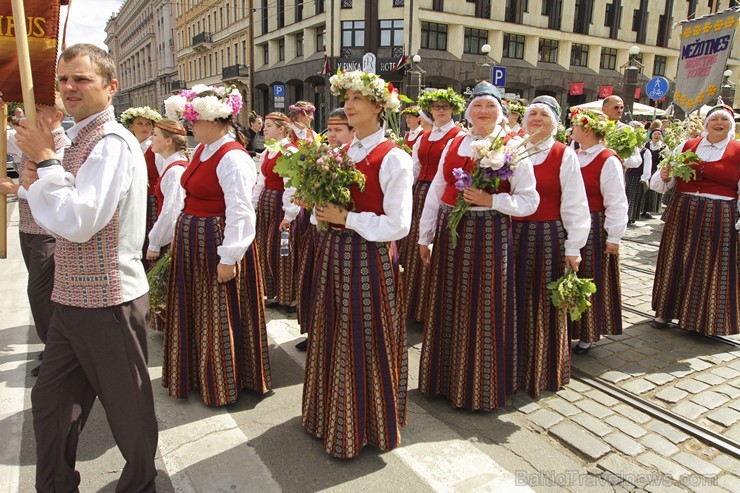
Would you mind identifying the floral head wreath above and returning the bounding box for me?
[569,108,613,136]
[120,106,161,127]
[329,70,401,112]
[417,88,466,114]
[164,84,243,123]
[401,105,421,117]
[289,102,316,114]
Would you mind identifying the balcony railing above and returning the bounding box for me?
[222,64,249,80]
[192,32,213,48]
[171,80,187,91]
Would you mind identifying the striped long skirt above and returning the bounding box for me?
[296,222,319,333]
[570,211,622,343]
[642,189,662,215]
[302,229,407,459]
[418,205,514,411]
[142,194,158,271]
[255,188,299,305]
[512,220,570,398]
[625,175,645,224]
[399,181,432,322]
[163,213,271,407]
[652,194,739,335]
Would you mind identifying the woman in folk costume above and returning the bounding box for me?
[162,84,271,406]
[505,100,527,137]
[650,105,739,335]
[417,82,539,411]
[400,88,466,323]
[252,112,301,313]
[624,122,653,224]
[303,70,413,458]
[511,96,591,397]
[402,105,425,151]
[641,128,666,217]
[295,109,355,351]
[568,109,628,354]
[289,100,318,144]
[145,119,189,332]
[120,106,162,267]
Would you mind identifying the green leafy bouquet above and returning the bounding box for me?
[659,149,701,182]
[605,125,647,160]
[268,137,366,231]
[547,268,597,321]
[146,252,172,315]
[554,123,568,144]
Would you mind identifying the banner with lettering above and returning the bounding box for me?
[674,8,739,114]
[0,0,64,106]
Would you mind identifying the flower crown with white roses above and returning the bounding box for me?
[120,106,161,127]
[164,84,243,123]
[329,70,401,112]
[417,88,466,114]
[569,108,614,136]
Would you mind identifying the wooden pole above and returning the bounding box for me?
[11,0,38,126]
[0,103,7,259]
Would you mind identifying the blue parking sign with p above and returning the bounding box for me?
[274,85,285,97]
[492,66,506,88]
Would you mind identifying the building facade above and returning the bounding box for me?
[253,0,740,126]
[170,0,253,125]
[105,0,178,117]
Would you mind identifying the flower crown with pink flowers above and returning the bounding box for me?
[164,84,243,123]
[329,70,401,112]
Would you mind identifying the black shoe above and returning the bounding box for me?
[282,305,297,315]
[38,351,43,360]
[641,212,653,219]
[295,339,308,351]
[573,343,592,355]
[31,365,41,377]
[651,319,670,329]
[265,299,279,308]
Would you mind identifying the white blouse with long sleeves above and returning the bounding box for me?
[194,134,257,265]
[147,151,188,253]
[639,148,652,182]
[527,137,591,257]
[411,119,457,180]
[418,128,540,246]
[342,129,413,242]
[251,138,301,222]
[576,143,629,245]
[650,135,740,204]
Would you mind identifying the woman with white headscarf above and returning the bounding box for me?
[650,105,739,335]
[417,82,539,411]
[511,96,591,397]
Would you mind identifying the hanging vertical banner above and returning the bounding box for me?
[0,0,64,106]
[674,7,739,114]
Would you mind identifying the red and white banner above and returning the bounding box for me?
[569,82,584,96]
[599,86,613,98]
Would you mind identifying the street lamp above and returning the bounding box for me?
[407,54,425,102]
[722,69,735,107]
[478,44,496,82]
[622,45,642,122]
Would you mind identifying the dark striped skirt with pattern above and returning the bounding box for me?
[296,221,319,333]
[255,188,300,305]
[418,205,515,411]
[512,219,570,398]
[163,213,271,407]
[624,174,646,223]
[642,189,662,214]
[302,228,408,459]
[570,211,622,343]
[652,193,739,335]
[142,194,158,271]
[399,180,432,323]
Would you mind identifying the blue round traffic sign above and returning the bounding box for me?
[646,77,669,100]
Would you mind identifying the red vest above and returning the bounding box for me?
[333,140,398,227]
[182,141,246,217]
[676,138,740,198]
[513,142,565,221]
[440,137,511,206]
[145,145,158,196]
[291,127,317,145]
[404,129,426,151]
[261,152,286,191]
[417,126,463,182]
[154,160,188,215]
[580,148,616,212]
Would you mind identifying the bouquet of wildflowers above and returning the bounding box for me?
[547,268,597,321]
[554,123,568,144]
[268,136,366,231]
[605,125,647,160]
[659,149,701,182]
[386,106,413,154]
[146,252,172,315]
[446,128,528,248]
